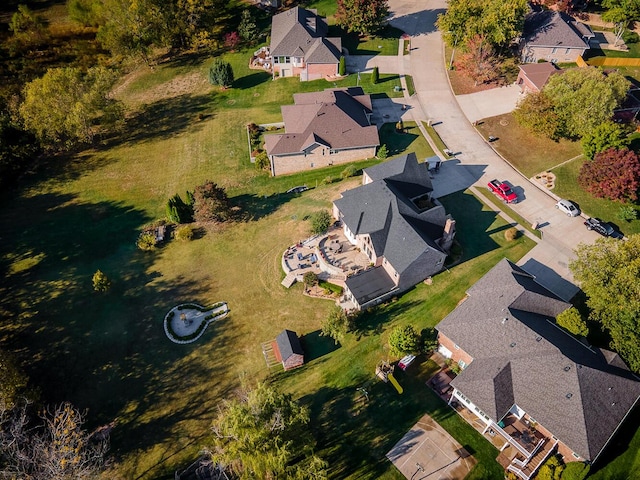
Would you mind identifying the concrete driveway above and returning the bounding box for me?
[455,84,523,124]
[385,0,601,299]
[345,54,402,74]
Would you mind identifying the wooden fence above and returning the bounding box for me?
[585,57,640,67]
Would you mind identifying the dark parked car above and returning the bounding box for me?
[584,217,623,239]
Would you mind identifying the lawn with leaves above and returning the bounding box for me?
[475,113,583,178]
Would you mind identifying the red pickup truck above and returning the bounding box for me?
[488,179,518,204]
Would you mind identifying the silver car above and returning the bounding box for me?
[555,199,580,217]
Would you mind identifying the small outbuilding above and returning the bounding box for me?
[275,329,305,370]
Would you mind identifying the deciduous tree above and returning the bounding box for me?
[335,0,389,36]
[454,35,499,86]
[581,121,630,160]
[388,325,420,357]
[193,181,231,223]
[0,401,109,480]
[570,235,640,371]
[309,210,331,234]
[556,307,588,337]
[437,0,528,50]
[321,306,352,345]
[514,91,563,140]
[19,66,122,149]
[238,9,258,42]
[210,382,327,479]
[92,269,111,291]
[602,0,640,47]
[578,148,640,202]
[543,68,628,139]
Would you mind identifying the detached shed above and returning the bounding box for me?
[275,330,304,370]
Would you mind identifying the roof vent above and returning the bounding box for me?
[566,393,573,399]
[612,402,616,406]
[608,387,613,391]
[502,317,508,324]
[564,366,571,372]
[510,342,516,348]
[536,336,542,342]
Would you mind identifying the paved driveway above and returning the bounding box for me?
[344,54,401,74]
[455,84,523,124]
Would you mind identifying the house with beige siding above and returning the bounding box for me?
[264,87,379,176]
[333,153,456,310]
[269,6,342,81]
[436,259,640,479]
[520,9,594,64]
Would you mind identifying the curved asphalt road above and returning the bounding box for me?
[384,0,602,300]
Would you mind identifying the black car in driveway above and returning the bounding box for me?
[584,217,623,239]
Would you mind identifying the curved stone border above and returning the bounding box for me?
[164,302,229,344]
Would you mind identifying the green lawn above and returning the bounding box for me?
[475,113,583,177]
[380,122,435,160]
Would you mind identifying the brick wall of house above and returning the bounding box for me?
[437,332,474,366]
[516,72,538,94]
[307,63,338,80]
[271,145,376,176]
[522,45,586,63]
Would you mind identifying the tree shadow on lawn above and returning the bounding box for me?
[234,71,271,90]
[0,192,242,476]
[233,191,296,221]
[101,93,213,148]
[301,329,340,362]
[352,300,422,339]
[297,376,456,478]
[438,190,502,262]
[379,124,419,156]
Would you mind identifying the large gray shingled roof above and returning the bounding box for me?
[436,259,640,462]
[335,153,446,277]
[523,9,594,49]
[270,6,341,63]
[264,87,379,155]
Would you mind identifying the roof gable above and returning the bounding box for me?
[265,88,379,156]
[276,329,303,360]
[334,153,446,275]
[437,259,640,461]
[523,10,594,49]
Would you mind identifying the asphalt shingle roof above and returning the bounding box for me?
[436,259,640,462]
[518,63,560,91]
[523,10,594,49]
[270,6,341,63]
[276,329,303,361]
[264,88,379,155]
[334,153,446,276]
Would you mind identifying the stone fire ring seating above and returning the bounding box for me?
[164,302,229,344]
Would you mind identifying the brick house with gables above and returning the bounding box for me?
[435,259,640,479]
[269,6,342,81]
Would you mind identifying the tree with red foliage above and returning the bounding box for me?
[224,31,240,51]
[193,181,232,223]
[335,0,389,36]
[454,35,499,86]
[578,148,640,202]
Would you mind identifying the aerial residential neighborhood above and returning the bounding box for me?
[0,0,639,479]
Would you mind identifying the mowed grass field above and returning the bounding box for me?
[7,23,640,480]
[0,49,487,478]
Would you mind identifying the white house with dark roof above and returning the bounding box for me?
[269,6,342,81]
[436,259,640,479]
[520,9,594,63]
[264,87,379,176]
[333,153,456,310]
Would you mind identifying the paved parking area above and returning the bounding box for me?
[386,414,476,479]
